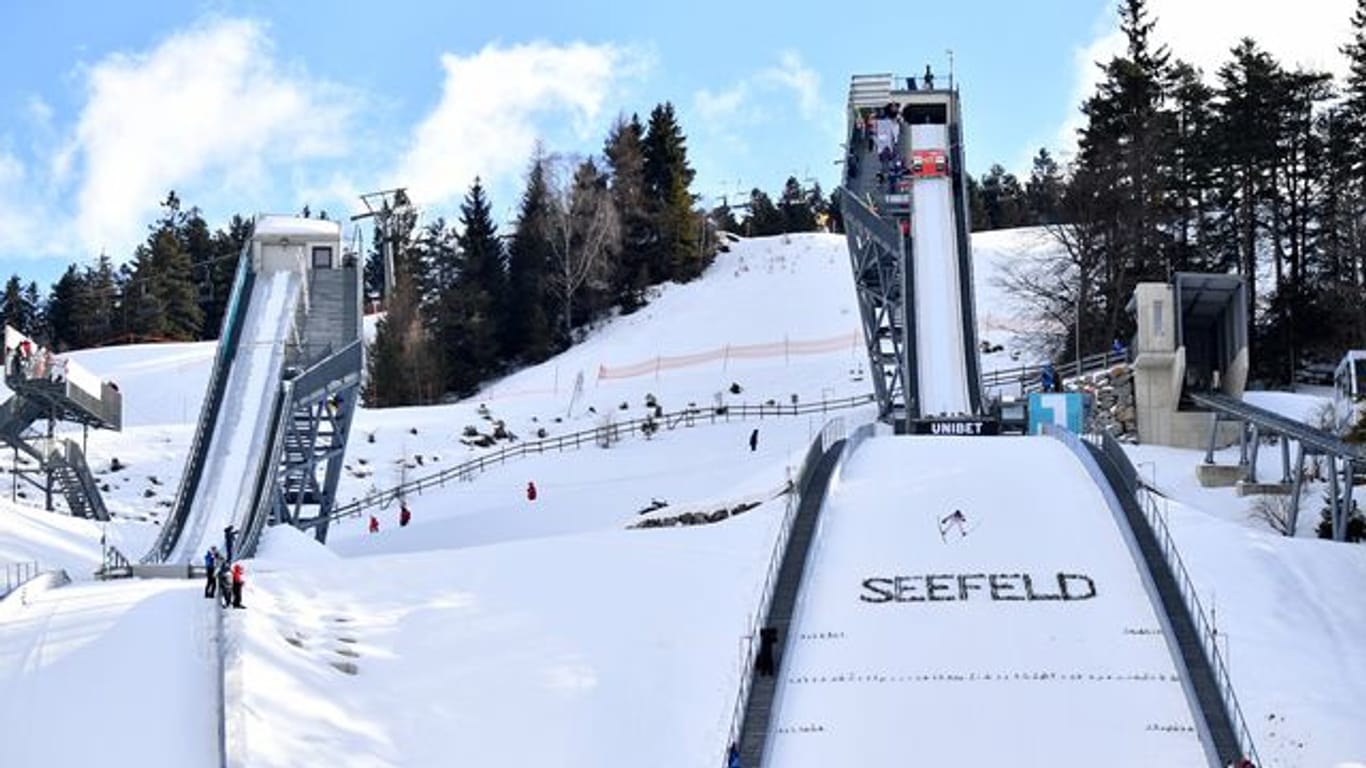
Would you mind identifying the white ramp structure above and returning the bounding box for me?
[170,268,302,563]
[839,76,984,432]
[763,437,1208,766]
[145,215,364,566]
[909,123,970,416]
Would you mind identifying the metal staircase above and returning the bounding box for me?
[1,329,122,520]
[264,262,362,546]
[45,440,108,520]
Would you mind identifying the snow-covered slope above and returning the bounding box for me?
[767,436,1206,766]
[0,230,1363,767]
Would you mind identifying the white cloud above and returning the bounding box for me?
[60,17,353,255]
[759,51,822,119]
[391,41,635,209]
[0,152,40,253]
[694,83,750,124]
[1055,0,1356,158]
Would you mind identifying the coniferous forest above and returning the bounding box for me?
[10,0,1366,404]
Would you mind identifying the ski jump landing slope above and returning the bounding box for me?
[909,123,971,417]
[0,579,217,767]
[170,270,301,563]
[764,436,1208,767]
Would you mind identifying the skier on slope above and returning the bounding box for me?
[939,509,969,539]
[399,500,412,527]
[526,481,538,502]
[368,514,380,534]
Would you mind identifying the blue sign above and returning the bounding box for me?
[1028,392,1086,434]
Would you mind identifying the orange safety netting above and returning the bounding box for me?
[597,331,861,380]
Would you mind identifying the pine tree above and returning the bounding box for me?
[1168,61,1219,272]
[603,116,652,311]
[86,254,118,345]
[506,154,555,362]
[1074,0,1177,342]
[966,174,989,231]
[46,266,84,349]
[365,267,441,407]
[1025,148,1064,225]
[432,178,506,396]
[203,215,251,338]
[1338,0,1366,292]
[0,275,35,334]
[743,188,783,236]
[1210,38,1284,356]
[124,193,205,341]
[642,103,704,281]
[779,176,817,233]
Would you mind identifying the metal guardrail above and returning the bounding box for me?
[330,393,877,522]
[290,340,363,403]
[236,381,294,560]
[981,349,1129,394]
[1,560,41,599]
[98,545,134,579]
[1087,429,1261,767]
[721,417,848,762]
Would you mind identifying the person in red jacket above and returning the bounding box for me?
[230,562,245,609]
[368,514,379,534]
[399,501,411,527]
[526,481,537,502]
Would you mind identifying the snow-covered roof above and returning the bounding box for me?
[253,215,340,242]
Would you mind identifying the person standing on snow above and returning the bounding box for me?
[218,560,233,608]
[749,428,759,452]
[399,501,411,528]
[231,561,245,609]
[203,547,219,599]
[526,481,538,502]
[368,514,379,534]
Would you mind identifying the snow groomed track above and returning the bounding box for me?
[909,123,971,417]
[762,436,1208,766]
[170,270,301,563]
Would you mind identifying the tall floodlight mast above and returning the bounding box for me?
[351,188,412,302]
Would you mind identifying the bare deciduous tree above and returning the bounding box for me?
[1248,491,1301,536]
[543,154,620,343]
[994,167,1121,362]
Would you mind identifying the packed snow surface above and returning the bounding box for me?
[766,436,1206,766]
[910,123,971,416]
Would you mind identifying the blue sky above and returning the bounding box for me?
[0,0,1354,287]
